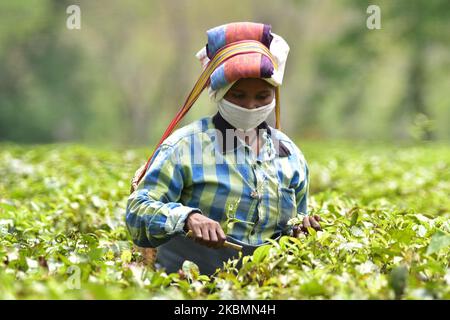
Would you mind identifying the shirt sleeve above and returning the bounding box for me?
[125,142,201,248]
[295,161,309,216]
[293,146,309,217]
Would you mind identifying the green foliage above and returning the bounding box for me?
[426,230,450,255]
[0,142,449,299]
[1,1,450,143]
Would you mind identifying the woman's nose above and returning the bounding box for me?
[242,100,259,110]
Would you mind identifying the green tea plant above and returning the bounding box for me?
[0,142,448,299]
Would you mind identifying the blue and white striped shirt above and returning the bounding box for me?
[126,112,309,247]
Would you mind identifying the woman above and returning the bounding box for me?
[126,22,321,275]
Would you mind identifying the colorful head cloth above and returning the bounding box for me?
[195,22,290,102]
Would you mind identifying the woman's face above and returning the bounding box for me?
[223,78,275,110]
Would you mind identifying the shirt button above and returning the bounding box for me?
[250,190,259,199]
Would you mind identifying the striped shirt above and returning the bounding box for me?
[126,112,309,247]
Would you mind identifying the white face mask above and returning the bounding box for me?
[217,97,276,130]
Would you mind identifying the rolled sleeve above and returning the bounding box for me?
[125,142,200,248]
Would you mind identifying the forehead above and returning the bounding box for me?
[230,78,274,92]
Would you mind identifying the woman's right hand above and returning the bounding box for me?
[184,212,227,249]
[293,215,322,237]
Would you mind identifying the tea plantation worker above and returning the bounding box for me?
[126,22,321,275]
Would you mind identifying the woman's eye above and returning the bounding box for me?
[232,94,244,99]
[257,95,269,100]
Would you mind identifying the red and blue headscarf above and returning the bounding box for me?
[196,22,290,101]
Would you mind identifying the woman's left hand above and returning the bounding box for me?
[293,215,321,237]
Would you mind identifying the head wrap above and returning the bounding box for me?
[195,22,290,102]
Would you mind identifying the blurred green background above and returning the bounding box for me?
[1,0,449,146]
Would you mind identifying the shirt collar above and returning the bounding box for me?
[211,111,291,157]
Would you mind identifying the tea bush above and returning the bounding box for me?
[0,142,448,299]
